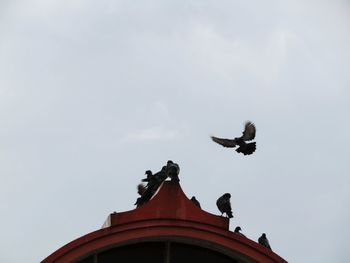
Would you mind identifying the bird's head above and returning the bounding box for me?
[145,170,152,176]
[262,233,266,238]
[223,193,231,199]
[234,226,241,232]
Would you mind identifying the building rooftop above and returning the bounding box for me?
[42,180,287,263]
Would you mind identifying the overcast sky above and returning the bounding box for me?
[1,1,349,262]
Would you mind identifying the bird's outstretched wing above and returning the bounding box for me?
[241,121,256,141]
[211,136,237,148]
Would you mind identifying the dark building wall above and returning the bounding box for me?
[77,242,237,263]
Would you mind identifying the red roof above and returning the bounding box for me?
[42,181,287,263]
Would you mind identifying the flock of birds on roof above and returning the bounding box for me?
[133,121,272,251]
[135,160,180,207]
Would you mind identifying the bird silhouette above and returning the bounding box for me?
[234,226,245,237]
[258,233,272,250]
[141,170,153,182]
[137,183,146,196]
[211,121,256,155]
[190,196,201,208]
[135,170,161,207]
[166,160,180,182]
[216,193,233,218]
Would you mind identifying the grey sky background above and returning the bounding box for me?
[1,1,349,262]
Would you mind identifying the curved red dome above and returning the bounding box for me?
[42,181,287,263]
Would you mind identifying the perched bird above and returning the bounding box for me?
[135,170,158,207]
[258,233,272,250]
[134,197,142,207]
[190,196,201,208]
[134,184,155,207]
[141,170,153,182]
[211,121,256,155]
[135,161,181,208]
[142,169,164,189]
[153,166,168,183]
[166,160,180,182]
[137,183,146,196]
[234,226,245,237]
[216,193,233,218]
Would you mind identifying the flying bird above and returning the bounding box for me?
[234,226,246,237]
[190,196,201,208]
[216,193,233,218]
[211,121,256,155]
[258,233,272,250]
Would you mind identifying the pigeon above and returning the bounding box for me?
[216,193,233,218]
[135,184,155,207]
[190,196,201,208]
[153,166,168,183]
[135,161,181,208]
[258,233,272,250]
[134,197,143,207]
[234,226,245,237]
[141,170,153,182]
[142,169,164,189]
[137,183,146,196]
[135,170,159,207]
[211,121,256,155]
